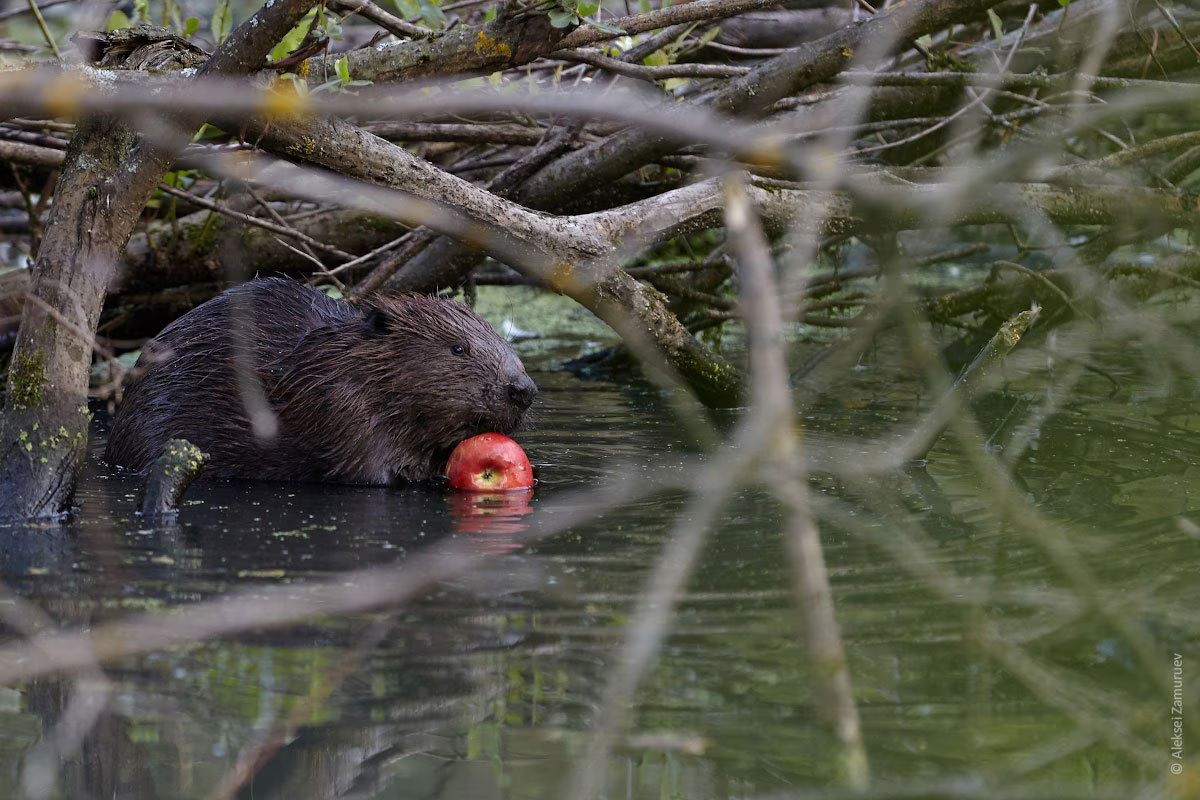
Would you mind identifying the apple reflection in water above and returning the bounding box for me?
[449,489,535,553]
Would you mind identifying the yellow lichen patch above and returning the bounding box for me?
[547,261,581,294]
[43,72,88,119]
[474,31,512,60]
[260,81,311,121]
[840,47,853,59]
[741,138,785,169]
[9,350,46,411]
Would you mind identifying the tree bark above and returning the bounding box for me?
[386,0,1013,293]
[137,438,207,519]
[245,115,747,404]
[0,0,319,519]
[0,116,139,518]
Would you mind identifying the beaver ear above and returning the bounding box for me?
[362,308,390,337]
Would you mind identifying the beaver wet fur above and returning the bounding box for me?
[104,277,537,484]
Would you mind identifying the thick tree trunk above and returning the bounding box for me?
[0,0,318,519]
[0,116,139,517]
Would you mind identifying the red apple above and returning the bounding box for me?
[445,433,534,491]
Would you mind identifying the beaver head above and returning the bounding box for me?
[351,294,537,454]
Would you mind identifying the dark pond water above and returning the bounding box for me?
[0,317,1197,799]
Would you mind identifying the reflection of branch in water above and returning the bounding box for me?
[0,583,112,800]
[818,492,1162,769]
[891,272,1172,701]
[208,612,400,800]
[724,175,867,787]
[0,462,689,686]
[567,174,870,798]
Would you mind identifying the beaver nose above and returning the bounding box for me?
[506,375,538,410]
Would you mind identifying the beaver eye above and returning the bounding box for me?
[450,343,466,356]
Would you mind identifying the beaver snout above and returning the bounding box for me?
[507,374,538,411]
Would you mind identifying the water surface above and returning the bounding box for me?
[0,324,1195,799]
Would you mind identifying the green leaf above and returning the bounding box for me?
[986,8,1004,41]
[483,6,497,21]
[696,26,721,47]
[915,33,932,51]
[643,49,668,67]
[193,123,224,141]
[335,55,351,84]
[547,8,576,28]
[1056,0,1070,7]
[270,8,316,62]
[418,0,446,29]
[575,0,599,16]
[394,0,420,18]
[182,16,200,36]
[320,10,343,41]
[105,9,131,31]
[212,0,232,45]
[133,0,148,22]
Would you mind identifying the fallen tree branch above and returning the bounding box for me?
[330,0,433,40]
[388,0,1014,293]
[136,438,207,519]
[905,307,1040,462]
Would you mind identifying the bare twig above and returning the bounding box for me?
[24,0,61,61]
[156,183,355,262]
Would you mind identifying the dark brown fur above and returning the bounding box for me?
[104,277,537,484]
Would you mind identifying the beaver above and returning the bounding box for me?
[104,277,537,484]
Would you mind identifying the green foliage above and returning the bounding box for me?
[394,0,446,29]
[192,123,224,141]
[307,54,373,92]
[418,0,447,29]
[546,0,625,34]
[642,23,716,67]
[546,7,574,28]
[105,9,131,31]
[182,16,200,36]
[986,8,1004,41]
[160,169,196,189]
[269,8,318,63]
[211,0,233,45]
